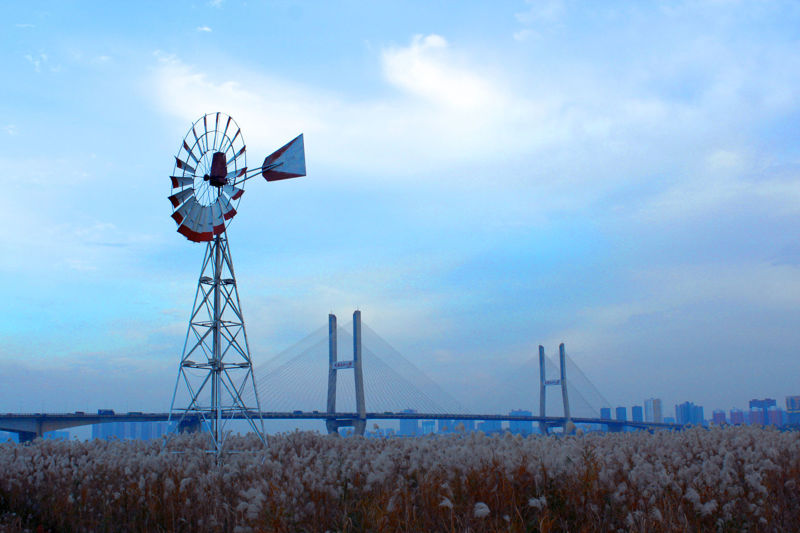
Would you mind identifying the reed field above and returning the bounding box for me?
[1,425,799,532]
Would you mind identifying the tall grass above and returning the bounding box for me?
[1,425,798,531]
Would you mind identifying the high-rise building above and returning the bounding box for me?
[509,410,533,435]
[712,409,726,425]
[631,406,643,423]
[615,406,627,421]
[675,402,704,425]
[600,407,612,420]
[644,398,663,423]
[399,409,419,436]
[729,408,745,425]
[420,420,435,435]
[786,396,800,425]
[478,420,502,434]
[92,421,169,440]
[461,420,476,433]
[749,399,777,426]
[763,407,784,426]
[437,419,456,434]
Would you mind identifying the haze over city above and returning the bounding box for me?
[1,1,799,422]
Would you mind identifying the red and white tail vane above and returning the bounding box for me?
[261,134,306,182]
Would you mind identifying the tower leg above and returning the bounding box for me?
[212,235,222,446]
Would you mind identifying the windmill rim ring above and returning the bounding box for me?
[170,112,247,238]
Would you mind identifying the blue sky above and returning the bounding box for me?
[1,1,799,418]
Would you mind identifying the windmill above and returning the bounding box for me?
[167,112,305,453]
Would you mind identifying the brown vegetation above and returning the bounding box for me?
[1,426,799,532]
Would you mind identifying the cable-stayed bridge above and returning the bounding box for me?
[0,311,681,441]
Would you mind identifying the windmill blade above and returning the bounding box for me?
[182,140,200,165]
[168,187,195,208]
[213,112,220,150]
[184,201,202,228]
[170,175,194,188]
[172,196,199,224]
[203,115,209,152]
[220,116,232,147]
[226,166,247,180]
[195,206,214,241]
[229,144,246,165]
[262,134,306,182]
[177,202,204,242]
[175,156,196,174]
[218,194,238,221]
[192,125,203,154]
[211,201,225,235]
[222,184,244,201]
[222,127,240,154]
[178,224,202,242]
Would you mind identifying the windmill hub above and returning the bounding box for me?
[206,151,228,187]
[166,112,307,454]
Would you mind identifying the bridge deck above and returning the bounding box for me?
[0,411,681,440]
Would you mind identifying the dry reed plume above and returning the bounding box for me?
[1,425,799,532]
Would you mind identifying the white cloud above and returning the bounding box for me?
[0,155,164,276]
[149,25,800,223]
[513,29,538,42]
[515,0,565,25]
[24,53,47,73]
[150,40,564,183]
[3,125,17,136]
[196,26,212,33]
[631,149,800,224]
[381,34,500,110]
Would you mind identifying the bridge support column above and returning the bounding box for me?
[18,431,38,443]
[326,314,339,435]
[325,311,367,436]
[538,346,547,435]
[538,343,573,435]
[559,343,571,425]
[353,310,366,435]
[178,415,201,434]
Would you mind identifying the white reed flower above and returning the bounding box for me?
[473,502,490,518]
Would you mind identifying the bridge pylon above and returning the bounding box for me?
[539,343,572,434]
[326,310,367,436]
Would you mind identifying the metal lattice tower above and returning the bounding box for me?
[165,112,306,454]
[538,343,572,434]
[168,233,266,452]
[325,311,367,435]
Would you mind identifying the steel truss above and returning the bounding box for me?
[168,233,266,453]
